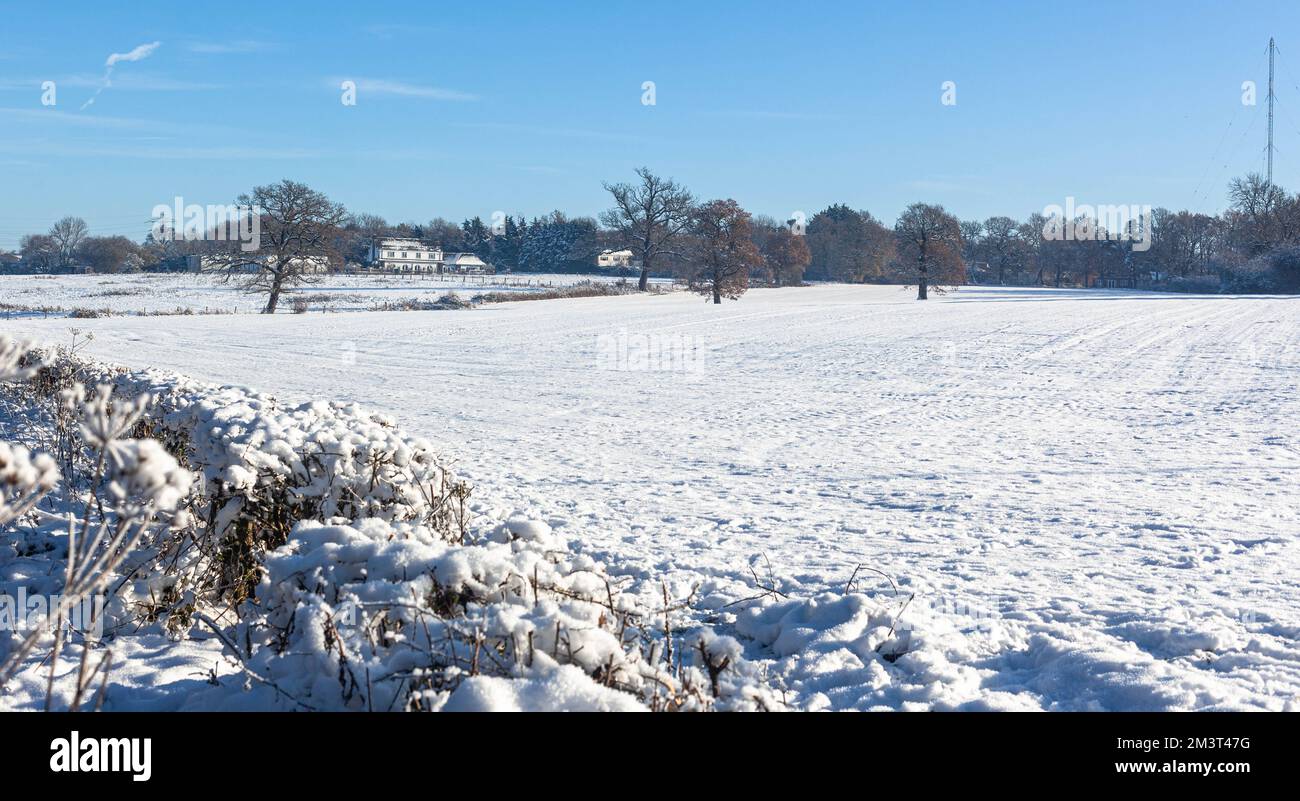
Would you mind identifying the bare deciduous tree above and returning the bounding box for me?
[894,203,965,300]
[805,205,895,282]
[48,216,88,270]
[1227,172,1300,256]
[688,199,762,304]
[77,235,142,274]
[213,180,347,313]
[19,234,59,273]
[980,216,1023,286]
[761,225,812,287]
[600,167,694,291]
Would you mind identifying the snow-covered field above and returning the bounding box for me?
[4,284,1299,710]
[0,271,661,316]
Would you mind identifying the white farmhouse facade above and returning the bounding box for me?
[367,238,443,272]
[365,238,493,274]
[597,248,639,269]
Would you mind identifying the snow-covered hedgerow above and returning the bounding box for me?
[228,516,730,711]
[2,342,793,710]
[3,338,999,712]
[1,337,192,702]
[110,372,473,610]
[0,337,58,528]
[8,338,473,607]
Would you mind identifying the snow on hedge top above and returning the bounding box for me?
[108,367,455,526]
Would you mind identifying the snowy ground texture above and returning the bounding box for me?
[4,283,1299,711]
[0,271,664,317]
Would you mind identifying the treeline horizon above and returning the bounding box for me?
[5,170,1300,295]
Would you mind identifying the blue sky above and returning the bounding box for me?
[2,0,1299,249]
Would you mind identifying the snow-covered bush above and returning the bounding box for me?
[0,335,59,527]
[201,514,799,711]
[1224,246,1300,293]
[0,336,37,383]
[0,341,189,701]
[3,339,949,711]
[234,517,671,710]
[0,442,58,528]
[1,336,56,551]
[4,346,785,709]
[26,354,474,611]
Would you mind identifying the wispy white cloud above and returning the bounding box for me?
[333,78,477,101]
[363,23,441,39]
[188,40,274,54]
[103,72,220,91]
[0,44,42,62]
[350,147,449,161]
[707,109,842,121]
[0,73,222,92]
[0,138,461,162]
[106,42,161,68]
[0,106,155,129]
[0,138,326,161]
[453,121,649,144]
[905,178,990,195]
[0,107,264,141]
[0,79,55,92]
[81,41,162,109]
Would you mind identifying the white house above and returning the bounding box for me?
[364,238,495,274]
[443,253,491,274]
[597,248,638,269]
[367,238,444,272]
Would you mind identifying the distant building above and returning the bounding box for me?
[443,253,491,274]
[364,238,492,274]
[597,249,638,269]
[367,238,443,272]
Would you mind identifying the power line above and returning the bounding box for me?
[1191,98,1245,202]
[1191,39,1272,205]
[1199,103,1262,209]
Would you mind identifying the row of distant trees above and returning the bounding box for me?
[7,217,146,275]
[4,170,1298,311]
[980,173,1300,293]
[951,174,1299,294]
[333,169,966,302]
[317,169,1300,298]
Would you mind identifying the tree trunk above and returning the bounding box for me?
[638,249,651,291]
[916,240,929,300]
[264,276,283,314]
[713,284,721,304]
